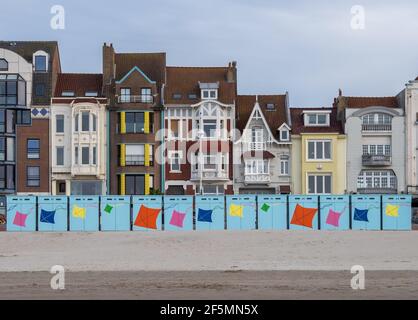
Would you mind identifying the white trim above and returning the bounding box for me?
[306,173,332,195]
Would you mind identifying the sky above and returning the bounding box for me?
[1,0,417,106]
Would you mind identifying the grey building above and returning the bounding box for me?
[233,94,292,194]
[334,92,405,194]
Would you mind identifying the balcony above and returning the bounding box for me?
[191,170,229,181]
[362,154,392,166]
[362,124,392,133]
[249,142,267,151]
[244,173,271,184]
[117,95,154,104]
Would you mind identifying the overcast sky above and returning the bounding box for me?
[1,0,417,106]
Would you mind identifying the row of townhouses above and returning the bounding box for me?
[0,41,417,205]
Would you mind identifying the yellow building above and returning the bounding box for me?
[290,107,346,194]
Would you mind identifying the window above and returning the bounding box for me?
[203,155,217,170]
[74,146,79,165]
[363,145,391,156]
[74,114,79,132]
[81,147,89,165]
[172,93,182,100]
[16,109,31,125]
[0,110,4,132]
[141,88,152,103]
[56,115,64,133]
[125,144,145,166]
[81,111,90,131]
[266,103,276,111]
[357,170,397,190]
[188,93,198,100]
[0,74,26,106]
[27,166,40,187]
[0,137,14,162]
[170,119,179,138]
[85,91,98,97]
[245,160,269,175]
[362,113,392,125]
[27,139,40,159]
[304,112,330,126]
[0,59,8,71]
[58,182,66,193]
[251,127,264,149]
[125,175,147,195]
[0,165,15,190]
[92,114,97,132]
[125,112,145,133]
[203,119,217,138]
[198,185,224,195]
[35,84,45,97]
[307,140,331,160]
[201,89,217,100]
[56,147,64,166]
[93,146,97,165]
[280,158,289,175]
[170,152,181,172]
[120,88,131,103]
[280,129,289,141]
[6,110,15,133]
[61,91,75,97]
[308,175,332,194]
[34,55,47,72]
[71,181,102,195]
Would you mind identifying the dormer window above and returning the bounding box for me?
[266,103,276,111]
[280,129,289,141]
[0,59,8,71]
[85,91,98,97]
[33,50,49,72]
[303,111,331,126]
[201,89,217,100]
[172,93,182,100]
[61,91,75,97]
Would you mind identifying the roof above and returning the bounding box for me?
[0,41,58,62]
[236,95,288,140]
[165,66,236,104]
[114,52,166,88]
[342,96,399,108]
[54,73,103,97]
[290,107,344,134]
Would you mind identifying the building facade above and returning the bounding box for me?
[291,107,346,194]
[0,41,60,201]
[50,73,107,195]
[398,77,418,194]
[103,43,166,195]
[334,93,405,194]
[233,94,292,194]
[164,64,237,195]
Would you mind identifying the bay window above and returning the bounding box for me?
[0,74,26,106]
[245,159,269,175]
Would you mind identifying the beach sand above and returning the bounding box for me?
[1,231,418,299]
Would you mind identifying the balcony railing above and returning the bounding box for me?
[116,123,154,134]
[244,173,271,184]
[362,154,392,166]
[249,142,267,151]
[191,170,229,181]
[125,155,145,166]
[362,124,392,132]
[117,95,154,104]
[357,187,397,194]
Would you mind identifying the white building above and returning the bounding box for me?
[50,73,107,195]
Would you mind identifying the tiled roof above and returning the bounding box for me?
[236,95,288,140]
[114,52,166,88]
[290,107,344,134]
[165,66,236,104]
[0,41,58,62]
[343,96,399,108]
[54,73,103,97]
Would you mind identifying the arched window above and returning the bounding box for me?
[33,51,49,72]
[362,113,392,125]
[0,59,8,71]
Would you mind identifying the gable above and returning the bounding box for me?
[116,66,156,85]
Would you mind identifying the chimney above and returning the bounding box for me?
[227,61,237,83]
[102,43,115,97]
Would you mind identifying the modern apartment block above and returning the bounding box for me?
[0,41,61,202]
[103,43,166,195]
[291,107,346,194]
[233,94,292,194]
[334,92,405,194]
[164,63,237,195]
[50,73,107,195]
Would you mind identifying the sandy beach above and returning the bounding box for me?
[1,231,418,299]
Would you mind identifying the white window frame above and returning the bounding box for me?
[307,174,332,194]
[203,154,217,171]
[306,140,332,161]
[201,89,218,100]
[33,50,49,72]
[362,144,391,156]
[244,159,269,175]
[304,112,330,127]
[280,129,289,141]
[280,159,289,176]
[169,151,182,172]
